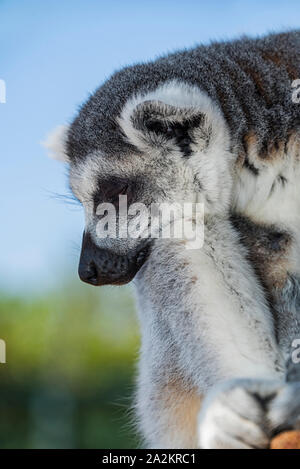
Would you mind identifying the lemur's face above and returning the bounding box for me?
[46,82,232,286]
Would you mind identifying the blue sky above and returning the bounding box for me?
[1,0,300,294]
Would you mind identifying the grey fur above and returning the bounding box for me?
[67,30,300,161]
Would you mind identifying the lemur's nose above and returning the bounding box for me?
[79,260,99,285]
[78,231,140,286]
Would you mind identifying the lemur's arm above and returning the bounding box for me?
[134,216,296,448]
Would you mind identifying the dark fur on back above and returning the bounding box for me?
[68,30,300,161]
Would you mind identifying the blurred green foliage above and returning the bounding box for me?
[0,284,140,448]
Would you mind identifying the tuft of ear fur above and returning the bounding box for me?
[133,100,204,129]
[42,125,70,162]
[117,82,225,157]
[132,100,205,157]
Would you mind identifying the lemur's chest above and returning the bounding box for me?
[232,132,300,289]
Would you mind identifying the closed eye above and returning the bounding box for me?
[93,179,133,209]
[104,182,128,203]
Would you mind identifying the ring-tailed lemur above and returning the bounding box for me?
[46,31,300,448]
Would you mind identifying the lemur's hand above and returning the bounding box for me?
[198,379,300,449]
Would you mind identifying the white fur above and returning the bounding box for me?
[134,220,283,447]
[233,137,300,277]
[198,379,282,449]
[42,124,69,162]
[118,80,234,216]
[118,80,228,152]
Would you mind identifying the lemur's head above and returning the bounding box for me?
[46,75,232,286]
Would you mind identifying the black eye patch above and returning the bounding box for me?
[93,177,140,211]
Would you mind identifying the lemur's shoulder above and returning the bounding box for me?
[196,30,300,160]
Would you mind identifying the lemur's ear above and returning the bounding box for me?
[42,125,70,162]
[118,96,215,156]
[128,100,206,157]
[132,100,204,133]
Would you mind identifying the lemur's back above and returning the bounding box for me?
[178,30,300,157]
[69,31,300,160]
